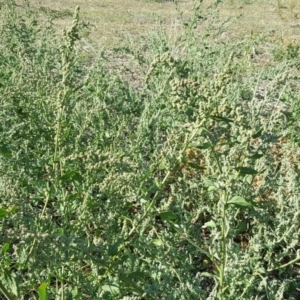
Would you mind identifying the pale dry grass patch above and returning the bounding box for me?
[12,0,300,47]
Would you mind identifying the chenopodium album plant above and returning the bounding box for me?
[143,41,300,299]
[0,0,300,299]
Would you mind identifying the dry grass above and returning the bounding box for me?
[12,0,300,48]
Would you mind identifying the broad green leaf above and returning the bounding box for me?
[235,167,258,175]
[38,282,48,300]
[124,249,135,269]
[127,271,148,280]
[185,107,194,117]
[108,240,122,257]
[66,193,78,201]
[0,208,9,219]
[202,177,214,186]
[236,221,247,233]
[257,267,266,274]
[60,171,83,183]
[208,186,217,191]
[2,270,18,296]
[10,206,17,214]
[72,172,83,183]
[158,162,167,171]
[203,220,216,228]
[245,175,252,184]
[0,206,16,219]
[252,128,263,138]
[159,211,177,221]
[202,177,217,188]
[152,239,163,246]
[2,243,10,253]
[227,196,252,207]
[60,170,77,181]
[102,284,120,295]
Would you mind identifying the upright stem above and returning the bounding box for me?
[219,192,228,299]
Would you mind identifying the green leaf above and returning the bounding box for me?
[66,193,79,201]
[127,271,148,280]
[248,152,264,160]
[2,243,10,253]
[202,177,217,188]
[208,186,217,191]
[185,107,194,117]
[252,128,263,138]
[227,196,252,207]
[203,220,216,228]
[108,240,122,257]
[38,282,48,300]
[158,162,167,171]
[235,167,258,175]
[72,172,83,183]
[60,171,83,183]
[159,211,177,221]
[236,221,247,233]
[211,115,233,123]
[0,208,9,219]
[0,206,17,219]
[102,284,120,295]
[193,143,211,150]
[0,144,12,157]
[187,162,205,170]
[201,272,218,279]
[152,239,163,246]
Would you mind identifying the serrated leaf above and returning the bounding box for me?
[159,211,177,221]
[235,167,258,175]
[38,282,48,300]
[227,196,252,207]
[152,239,163,246]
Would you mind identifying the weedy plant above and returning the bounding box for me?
[0,0,299,299]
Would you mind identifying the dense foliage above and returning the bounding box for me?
[0,0,299,299]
